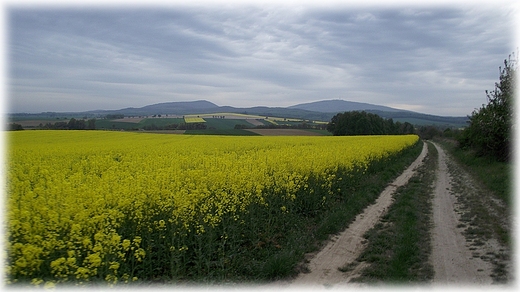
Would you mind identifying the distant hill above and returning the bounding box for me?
[8,99,469,128]
[364,110,468,128]
[117,100,220,115]
[288,99,403,113]
[287,100,467,127]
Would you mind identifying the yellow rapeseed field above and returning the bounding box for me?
[183,117,206,123]
[5,131,418,286]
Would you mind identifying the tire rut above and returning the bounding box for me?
[430,142,493,284]
[283,142,428,288]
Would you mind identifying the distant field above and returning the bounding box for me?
[188,113,265,119]
[140,130,186,134]
[245,129,326,136]
[8,114,327,134]
[204,118,256,129]
[184,129,260,135]
[138,118,184,127]
[244,119,264,126]
[95,118,185,130]
[95,120,141,130]
[184,117,206,123]
[111,117,145,123]
[10,119,68,128]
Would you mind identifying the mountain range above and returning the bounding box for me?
[10,99,469,128]
[287,99,403,113]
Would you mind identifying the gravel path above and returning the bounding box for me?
[430,142,493,284]
[286,142,428,288]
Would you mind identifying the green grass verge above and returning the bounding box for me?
[138,118,184,128]
[203,118,257,129]
[345,142,436,283]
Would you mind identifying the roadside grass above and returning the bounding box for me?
[343,142,436,283]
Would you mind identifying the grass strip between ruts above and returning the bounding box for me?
[342,142,437,283]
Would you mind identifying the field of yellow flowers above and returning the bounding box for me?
[5,131,419,286]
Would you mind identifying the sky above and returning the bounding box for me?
[3,0,518,116]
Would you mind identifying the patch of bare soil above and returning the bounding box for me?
[282,142,428,288]
[243,119,265,126]
[430,142,512,285]
[14,120,62,127]
[245,129,324,136]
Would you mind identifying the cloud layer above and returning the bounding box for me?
[7,2,516,116]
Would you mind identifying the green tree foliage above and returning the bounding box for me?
[8,123,24,131]
[67,118,86,130]
[417,125,443,140]
[327,111,415,136]
[105,114,125,119]
[87,119,96,130]
[458,53,516,161]
[142,123,180,130]
[38,118,96,130]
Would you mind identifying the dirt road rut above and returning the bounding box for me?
[281,141,511,288]
[430,142,493,284]
[288,142,428,287]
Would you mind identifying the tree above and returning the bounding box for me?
[67,118,86,130]
[106,114,125,119]
[458,53,516,161]
[8,123,23,131]
[327,111,414,135]
[87,119,96,130]
[417,125,442,140]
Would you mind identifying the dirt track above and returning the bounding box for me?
[430,142,511,285]
[286,142,428,287]
[278,141,511,288]
[430,142,492,284]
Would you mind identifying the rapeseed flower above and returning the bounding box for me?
[5,131,418,285]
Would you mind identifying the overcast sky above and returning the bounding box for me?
[4,0,518,116]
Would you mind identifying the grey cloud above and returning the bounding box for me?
[7,4,515,115]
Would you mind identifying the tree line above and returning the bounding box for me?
[457,53,515,162]
[327,111,415,135]
[38,118,97,130]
